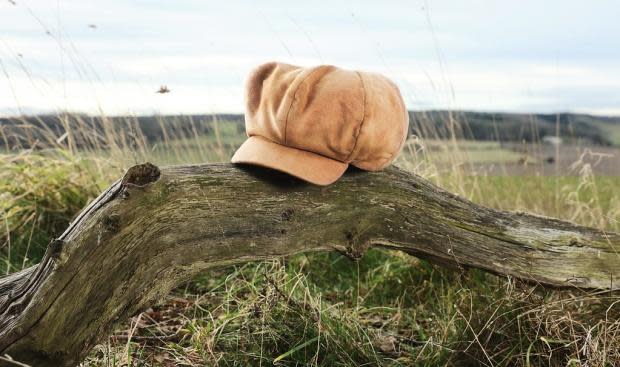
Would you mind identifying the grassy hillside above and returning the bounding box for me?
[2,111,619,151]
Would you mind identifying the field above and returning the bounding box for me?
[1,115,619,366]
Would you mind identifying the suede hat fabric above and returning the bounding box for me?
[231,62,409,185]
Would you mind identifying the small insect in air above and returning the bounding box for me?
[7,0,16,5]
[156,85,171,94]
[88,24,97,29]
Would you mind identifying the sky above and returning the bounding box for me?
[0,0,619,116]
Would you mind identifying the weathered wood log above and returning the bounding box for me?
[0,163,618,366]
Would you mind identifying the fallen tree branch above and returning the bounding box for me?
[0,163,618,366]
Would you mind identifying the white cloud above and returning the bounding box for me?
[0,0,618,116]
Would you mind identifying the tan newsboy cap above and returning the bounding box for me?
[231,62,409,185]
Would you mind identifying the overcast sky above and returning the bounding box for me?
[0,0,619,116]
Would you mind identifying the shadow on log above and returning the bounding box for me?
[0,163,618,366]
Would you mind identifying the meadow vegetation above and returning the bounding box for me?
[0,113,619,366]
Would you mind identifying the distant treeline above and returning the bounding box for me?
[409,111,617,146]
[1,111,618,149]
[0,114,245,149]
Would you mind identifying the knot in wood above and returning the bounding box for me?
[568,238,584,247]
[49,238,65,259]
[102,213,121,233]
[121,162,160,187]
[281,208,295,221]
[342,230,369,260]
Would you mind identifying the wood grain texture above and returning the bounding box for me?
[0,163,618,366]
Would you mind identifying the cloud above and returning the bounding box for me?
[0,0,618,116]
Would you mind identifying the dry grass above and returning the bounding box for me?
[0,112,619,366]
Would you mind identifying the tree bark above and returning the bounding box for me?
[0,163,618,366]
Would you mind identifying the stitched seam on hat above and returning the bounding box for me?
[345,71,366,162]
[356,84,407,166]
[283,67,324,145]
[388,129,406,160]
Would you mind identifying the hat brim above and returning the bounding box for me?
[231,136,348,186]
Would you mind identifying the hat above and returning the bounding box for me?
[231,62,409,185]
